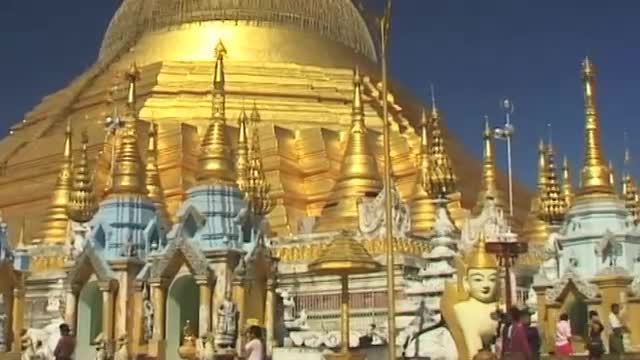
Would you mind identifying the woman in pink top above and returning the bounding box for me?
[555,313,573,357]
[244,325,265,360]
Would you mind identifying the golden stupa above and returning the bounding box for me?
[0,0,531,246]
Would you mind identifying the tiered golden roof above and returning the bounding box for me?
[107,63,148,196]
[410,108,436,233]
[308,233,382,275]
[561,156,574,209]
[197,40,236,185]
[37,119,73,244]
[465,233,498,269]
[428,102,457,197]
[67,130,98,223]
[539,143,564,224]
[245,104,274,217]
[577,57,613,197]
[145,122,171,227]
[315,67,382,231]
[236,108,250,192]
[473,117,505,214]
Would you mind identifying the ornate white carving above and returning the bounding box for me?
[114,334,129,360]
[357,183,411,241]
[545,269,599,303]
[142,283,154,342]
[297,217,317,235]
[214,296,238,349]
[0,301,7,352]
[279,289,296,323]
[461,198,509,253]
[68,221,91,260]
[196,334,215,360]
[595,230,622,266]
[403,326,458,360]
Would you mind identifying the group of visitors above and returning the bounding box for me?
[493,307,541,360]
[555,303,629,359]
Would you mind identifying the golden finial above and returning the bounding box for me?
[578,57,613,196]
[196,39,235,185]
[428,97,456,197]
[106,65,147,196]
[430,83,440,120]
[535,139,548,194]
[410,108,436,233]
[145,122,171,227]
[539,143,564,223]
[39,118,74,244]
[68,130,98,223]
[245,104,274,216]
[316,68,382,231]
[236,107,250,192]
[561,156,574,208]
[465,233,498,269]
[474,116,504,213]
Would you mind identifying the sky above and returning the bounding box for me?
[1,0,640,188]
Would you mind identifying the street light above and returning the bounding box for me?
[493,99,515,217]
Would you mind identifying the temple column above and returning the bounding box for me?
[232,276,246,352]
[532,282,552,353]
[264,277,276,356]
[10,285,24,353]
[196,277,212,335]
[148,281,167,359]
[63,284,79,330]
[99,281,116,353]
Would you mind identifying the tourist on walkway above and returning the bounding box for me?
[53,323,76,360]
[554,313,573,358]
[608,303,627,357]
[503,308,532,360]
[522,310,540,360]
[586,310,605,359]
[244,325,265,360]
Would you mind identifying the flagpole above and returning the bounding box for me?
[380,1,396,359]
[494,99,515,217]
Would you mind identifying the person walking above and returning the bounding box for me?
[503,308,532,360]
[53,323,76,360]
[608,303,627,358]
[586,310,605,360]
[554,313,573,358]
[522,310,540,360]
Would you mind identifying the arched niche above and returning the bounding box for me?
[76,280,103,360]
[165,272,200,360]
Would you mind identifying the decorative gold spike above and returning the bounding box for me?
[196,39,235,185]
[428,101,456,197]
[578,57,613,196]
[39,119,74,244]
[236,107,250,192]
[465,232,498,269]
[145,122,171,227]
[561,156,574,209]
[474,116,505,213]
[106,64,147,196]
[245,104,274,216]
[539,143,564,224]
[67,130,98,223]
[410,108,436,233]
[316,68,382,231]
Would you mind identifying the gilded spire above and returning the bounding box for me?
[196,39,235,184]
[316,67,382,231]
[145,122,171,227]
[539,143,564,224]
[410,108,436,233]
[535,140,548,195]
[106,63,147,196]
[522,139,552,245]
[561,156,574,209]
[67,130,98,223]
[236,107,250,192]
[578,57,613,196]
[245,104,274,216]
[39,119,73,244]
[428,100,456,196]
[474,116,504,213]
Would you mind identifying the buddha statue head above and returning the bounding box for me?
[463,233,499,303]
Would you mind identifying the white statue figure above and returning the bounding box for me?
[32,340,49,360]
[297,216,317,235]
[358,182,411,241]
[142,284,154,342]
[595,230,620,267]
[69,221,91,258]
[280,289,296,322]
[215,293,237,349]
[196,333,215,360]
[21,332,36,360]
[461,198,509,253]
[114,334,129,360]
[291,309,309,330]
[94,338,107,360]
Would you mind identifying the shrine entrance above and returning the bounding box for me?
[76,281,102,360]
[166,273,199,360]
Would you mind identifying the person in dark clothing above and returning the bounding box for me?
[586,310,605,360]
[522,310,541,360]
[503,307,532,360]
[53,323,76,360]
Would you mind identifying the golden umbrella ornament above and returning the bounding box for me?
[308,233,382,360]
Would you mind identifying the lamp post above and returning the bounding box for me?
[485,231,528,310]
[493,99,515,217]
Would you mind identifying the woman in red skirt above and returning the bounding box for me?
[554,313,573,358]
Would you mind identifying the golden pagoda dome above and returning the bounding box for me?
[99,0,376,67]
